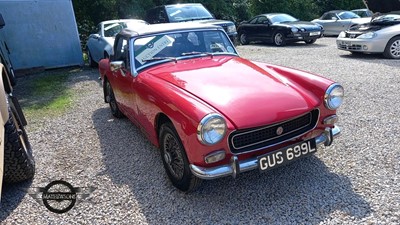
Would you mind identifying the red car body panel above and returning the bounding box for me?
[99,55,336,168]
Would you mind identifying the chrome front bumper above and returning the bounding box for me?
[190,126,341,180]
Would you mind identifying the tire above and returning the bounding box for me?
[273,32,286,46]
[383,36,400,59]
[87,49,97,68]
[159,122,202,192]
[105,80,123,118]
[239,32,249,45]
[305,39,317,44]
[3,102,35,183]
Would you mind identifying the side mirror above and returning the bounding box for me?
[110,61,125,72]
[331,17,338,20]
[0,13,5,29]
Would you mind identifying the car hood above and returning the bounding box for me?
[104,37,115,46]
[187,19,234,26]
[276,21,322,30]
[349,17,372,24]
[146,56,320,129]
[349,23,390,32]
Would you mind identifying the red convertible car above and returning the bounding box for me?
[99,23,344,192]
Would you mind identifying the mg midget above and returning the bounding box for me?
[98,23,344,192]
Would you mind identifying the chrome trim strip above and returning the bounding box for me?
[190,126,340,180]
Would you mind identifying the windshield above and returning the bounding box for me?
[338,11,360,20]
[133,30,236,69]
[165,4,214,22]
[268,14,297,23]
[104,21,147,37]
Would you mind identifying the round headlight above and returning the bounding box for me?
[291,28,299,33]
[338,31,346,38]
[197,113,227,145]
[324,83,344,110]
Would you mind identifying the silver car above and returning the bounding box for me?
[312,10,371,36]
[86,19,148,67]
[336,14,400,59]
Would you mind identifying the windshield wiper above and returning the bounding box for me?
[142,56,177,63]
[181,51,215,58]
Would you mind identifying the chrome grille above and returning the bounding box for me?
[229,109,319,154]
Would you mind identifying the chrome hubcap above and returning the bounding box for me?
[275,33,283,45]
[390,40,400,57]
[240,34,246,43]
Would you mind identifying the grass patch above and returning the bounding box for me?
[19,72,73,118]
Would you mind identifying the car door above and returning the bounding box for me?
[257,16,273,40]
[244,17,262,40]
[318,13,341,35]
[109,36,138,120]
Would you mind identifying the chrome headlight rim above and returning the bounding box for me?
[197,113,227,145]
[324,83,344,110]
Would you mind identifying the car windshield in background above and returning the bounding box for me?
[104,21,147,37]
[133,30,236,68]
[371,14,400,24]
[338,11,360,19]
[165,5,214,22]
[268,14,297,23]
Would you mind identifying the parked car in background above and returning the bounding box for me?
[337,14,400,59]
[86,19,148,67]
[98,23,344,192]
[351,8,374,18]
[0,13,16,86]
[237,13,324,46]
[0,63,35,199]
[145,3,237,43]
[312,10,371,36]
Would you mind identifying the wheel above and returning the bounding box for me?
[105,80,123,118]
[159,122,202,192]
[87,48,97,68]
[3,100,35,183]
[383,36,400,59]
[305,39,317,44]
[239,32,249,45]
[273,32,286,46]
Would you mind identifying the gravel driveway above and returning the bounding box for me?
[1,37,399,224]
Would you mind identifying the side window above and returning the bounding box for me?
[249,17,259,24]
[257,17,268,24]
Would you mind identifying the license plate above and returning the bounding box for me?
[258,139,317,172]
[310,31,320,36]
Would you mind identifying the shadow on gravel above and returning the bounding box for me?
[338,53,400,68]
[0,180,32,221]
[250,41,328,48]
[92,107,372,224]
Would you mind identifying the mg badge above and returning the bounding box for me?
[276,126,284,136]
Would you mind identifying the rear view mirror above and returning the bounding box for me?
[0,13,5,29]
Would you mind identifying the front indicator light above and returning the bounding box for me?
[205,150,226,164]
[323,115,338,125]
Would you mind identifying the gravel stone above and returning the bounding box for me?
[0,37,399,224]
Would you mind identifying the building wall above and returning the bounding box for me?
[0,0,83,70]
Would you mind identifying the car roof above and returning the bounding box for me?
[325,10,347,14]
[118,23,222,38]
[164,3,202,7]
[100,19,147,25]
[260,13,289,16]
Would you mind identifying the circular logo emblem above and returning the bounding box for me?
[42,180,77,214]
[276,126,284,136]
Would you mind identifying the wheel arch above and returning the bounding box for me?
[155,113,172,147]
